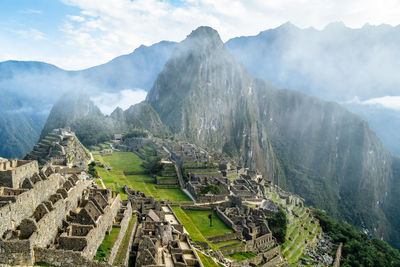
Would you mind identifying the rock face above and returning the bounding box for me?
[225,22,400,157]
[147,26,398,247]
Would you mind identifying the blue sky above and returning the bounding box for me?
[1,0,400,70]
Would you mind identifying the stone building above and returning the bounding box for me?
[125,186,203,267]
[0,157,130,267]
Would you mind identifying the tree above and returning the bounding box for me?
[266,207,287,244]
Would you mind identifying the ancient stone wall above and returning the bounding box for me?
[29,179,91,247]
[108,202,132,264]
[0,173,60,237]
[82,194,122,259]
[34,247,113,267]
[0,160,38,188]
[156,177,178,185]
[0,240,33,266]
[182,205,211,211]
[215,207,239,232]
[263,246,280,260]
[207,233,238,243]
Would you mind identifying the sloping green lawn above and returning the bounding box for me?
[93,152,191,203]
[184,210,233,237]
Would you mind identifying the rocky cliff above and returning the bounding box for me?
[147,26,398,247]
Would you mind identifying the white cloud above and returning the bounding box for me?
[56,0,400,70]
[363,96,400,111]
[14,28,47,41]
[67,15,85,22]
[90,89,147,115]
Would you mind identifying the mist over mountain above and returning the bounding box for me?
[0,41,175,158]
[226,22,400,156]
[2,22,400,159]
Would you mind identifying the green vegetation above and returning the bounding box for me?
[267,207,287,243]
[183,210,233,237]
[171,207,211,246]
[200,184,221,195]
[122,129,148,140]
[227,251,257,262]
[88,161,98,177]
[93,227,121,261]
[113,215,137,265]
[93,152,191,202]
[314,209,400,267]
[105,152,145,173]
[197,251,221,267]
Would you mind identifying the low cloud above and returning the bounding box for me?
[347,96,400,111]
[91,89,147,115]
[363,96,400,111]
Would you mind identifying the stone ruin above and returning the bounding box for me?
[125,186,203,267]
[0,157,130,267]
[24,128,91,169]
[214,196,282,265]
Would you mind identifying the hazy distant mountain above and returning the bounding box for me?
[0,91,47,158]
[147,26,400,249]
[226,22,400,156]
[0,41,176,158]
[78,41,176,91]
[40,93,169,148]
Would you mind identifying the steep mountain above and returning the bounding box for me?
[78,41,176,91]
[147,26,399,248]
[40,93,169,148]
[225,22,400,156]
[0,41,176,158]
[40,93,112,147]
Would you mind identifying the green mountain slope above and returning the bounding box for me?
[40,93,169,148]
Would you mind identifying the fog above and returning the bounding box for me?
[225,22,400,155]
[91,89,147,115]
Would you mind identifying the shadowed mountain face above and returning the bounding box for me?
[147,26,400,249]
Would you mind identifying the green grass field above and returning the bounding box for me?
[171,207,235,253]
[93,152,191,203]
[93,226,121,261]
[227,252,257,262]
[183,210,234,238]
[171,207,210,245]
[197,251,222,267]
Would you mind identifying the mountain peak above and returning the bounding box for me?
[183,26,224,51]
